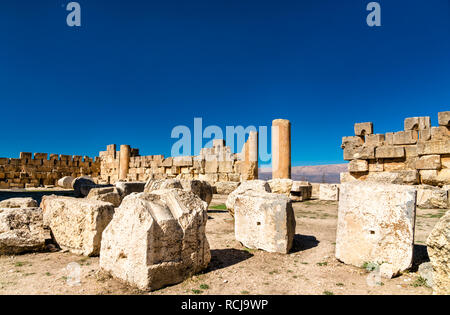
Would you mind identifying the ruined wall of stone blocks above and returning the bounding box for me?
[0,152,100,189]
[341,111,450,186]
[99,139,245,184]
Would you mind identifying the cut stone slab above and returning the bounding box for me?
[0,207,49,255]
[214,181,241,195]
[234,191,295,254]
[319,184,340,201]
[41,196,114,256]
[115,181,146,198]
[438,111,450,126]
[415,155,441,170]
[57,176,75,189]
[290,181,312,202]
[268,178,293,196]
[99,189,210,291]
[180,180,214,206]
[226,180,271,216]
[87,187,122,207]
[349,160,369,172]
[336,182,416,278]
[416,186,448,209]
[72,176,97,197]
[144,179,182,192]
[426,210,450,295]
[0,198,37,209]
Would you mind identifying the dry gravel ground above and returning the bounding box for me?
[0,194,442,295]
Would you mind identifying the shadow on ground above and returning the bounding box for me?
[290,234,320,253]
[411,244,430,271]
[207,248,253,272]
[0,190,75,205]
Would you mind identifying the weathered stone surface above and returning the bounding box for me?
[366,170,419,185]
[420,169,450,186]
[0,207,48,255]
[99,189,210,291]
[180,180,214,206]
[404,116,431,131]
[214,181,241,195]
[365,134,385,146]
[349,160,369,173]
[57,176,75,189]
[343,145,375,161]
[418,262,434,288]
[438,111,450,127]
[415,155,441,170]
[319,184,340,201]
[336,182,416,277]
[354,122,373,136]
[268,178,293,196]
[87,187,122,207]
[234,191,295,254]
[342,136,364,147]
[416,186,448,209]
[115,181,146,197]
[426,210,450,295]
[393,130,418,145]
[144,179,182,192]
[0,198,37,208]
[41,196,114,256]
[72,176,97,197]
[417,140,450,156]
[226,180,271,216]
[375,146,405,159]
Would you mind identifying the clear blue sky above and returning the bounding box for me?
[0,0,449,166]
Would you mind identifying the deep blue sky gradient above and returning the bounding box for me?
[0,0,449,166]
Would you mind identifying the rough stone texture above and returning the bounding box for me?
[415,155,441,170]
[438,111,450,126]
[87,187,122,207]
[416,186,448,209]
[144,179,183,192]
[41,196,114,256]
[418,262,434,289]
[290,181,312,202]
[99,189,210,291]
[336,182,416,278]
[115,181,146,197]
[0,207,48,255]
[57,176,75,189]
[0,198,37,209]
[226,180,271,216]
[234,191,295,254]
[72,176,97,197]
[319,184,340,201]
[426,210,450,295]
[354,122,373,136]
[349,160,369,173]
[214,181,241,195]
[180,180,214,206]
[268,178,293,196]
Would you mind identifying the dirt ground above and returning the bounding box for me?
[0,194,442,295]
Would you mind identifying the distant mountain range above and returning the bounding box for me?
[259,163,348,183]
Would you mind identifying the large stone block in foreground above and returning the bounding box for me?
[426,210,450,295]
[0,198,37,209]
[226,180,271,216]
[41,196,114,256]
[100,189,210,291]
[336,182,416,277]
[234,191,295,254]
[0,207,48,255]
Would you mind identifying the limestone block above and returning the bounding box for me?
[368,161,384,172]
[341,136,364,147]
[268,178,293,196]
[173,156,193,167]
[375,146,405,159]
[416,186,448,209]
[57,176,75,189]
[354,122,373,136]
[404,117,431,131]
[144,179,182,192]
[0,198,37,208]
[99,190,210,291]
[0,207,48,255]
[205,160,218,174]
[34,153,48,160]
[87,187,122,207]
[41,196,114,256]
[416,155,441,170]
[214,181,241,195]
[319,184,340,201]
[343,145,375,161]
[404,145,418,158]
[20,152,32,160]
[383,161,406,172]
[218,161,233,173]
[420,169,450,186]
[442,155,450,169]
[431,126,450,141]
[385,133,394,146]
[226,180,271,216]
[290,181,312,202]
[179,180,214,206]
[417,140,450,156]
[438,111,450,126]
[426,210,450,295]
[72,176,97,197]
[419,129,432,142]
[366,170,419,185]
[365,134,385,146]
[161,157,173,167]
[234,191,295,254]
[336,182,416,277]
[349,160,369,173]
[393,130,418,145]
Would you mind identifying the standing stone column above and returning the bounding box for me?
[248,131,258,180]
[119,145,131,181]
[272,119,291,179]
